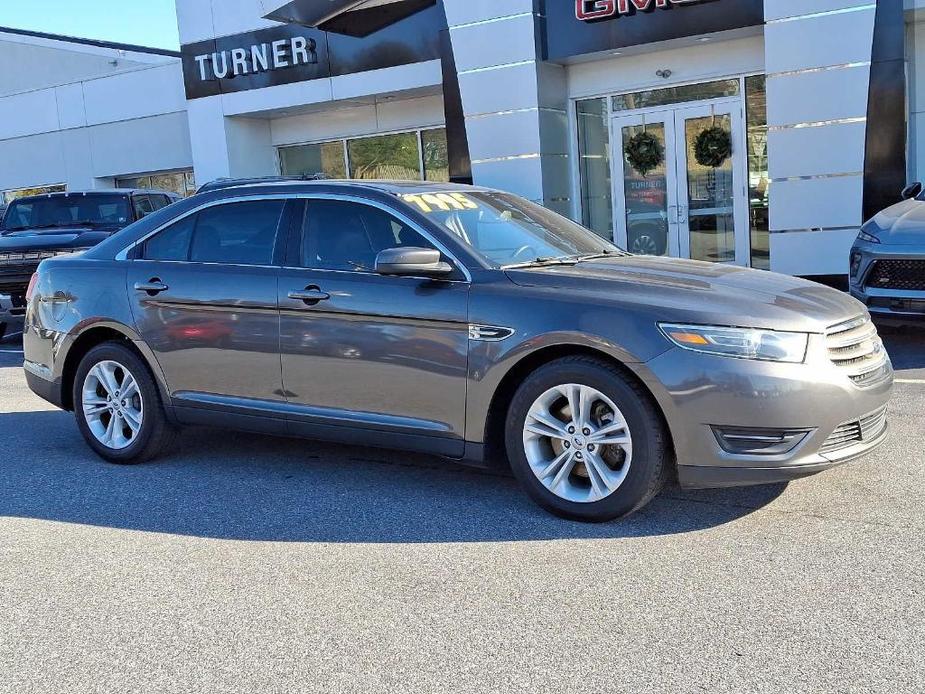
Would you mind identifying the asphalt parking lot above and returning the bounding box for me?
[1,329,923,693]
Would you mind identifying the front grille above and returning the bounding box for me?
[821,407,888,454]
[825,316,890,387]
[866,259,925,291]
[0,250,63,265]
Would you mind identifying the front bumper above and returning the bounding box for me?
[849,244,925,323]
[0,293,26,340]
[631,334,893,489]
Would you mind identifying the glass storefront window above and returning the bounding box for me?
[116,170,196,197]
[348,132,420,180]
[745,75,770,270]
[576,98,613,240]
[2,184,66,205]
[612,79,740,112]
[422,128,449,182]
[279,140,347,179]
[278,128,448,182]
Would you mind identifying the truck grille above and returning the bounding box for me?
[821,407,888,454]
[0,250,66,265]
[866,259,925,291]
[825,316,890,387]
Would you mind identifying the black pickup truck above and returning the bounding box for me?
[0,189,180,340]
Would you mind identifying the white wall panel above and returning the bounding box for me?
[450,14,537,72]
[209,0,277,38]
[0,132,67,190]
[770,175,864,230]
[768,122,868,179]
[330,61,442,101]
[769,229,860,275]
[87,111,193,179]
[443,0,534,28]
[54,83,87,130]
[764,7,876,73]
[766,64,871,126]
[567,37,765,100]
[765,0,876,22]
[82,64,187,126]
[269,95,444,147]
[0,89,60,140]
[175,0,215,45]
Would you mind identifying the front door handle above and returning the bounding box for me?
[134,279,169,296]
[288,286,330,306]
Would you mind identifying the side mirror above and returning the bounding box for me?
[375,247,454,278]
[901,182,922,200]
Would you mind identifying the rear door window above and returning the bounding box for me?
[190,200,285,266]
[143,215,195,261]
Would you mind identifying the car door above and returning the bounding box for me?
[278,196,470,456]
[126,198,291,431]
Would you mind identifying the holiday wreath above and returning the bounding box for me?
[694,126,733,168]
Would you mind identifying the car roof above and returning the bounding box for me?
[208,179,494,196]
[10,189,177,202]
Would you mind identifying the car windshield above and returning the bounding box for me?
[2,195,131,231]
[397,190,624,267]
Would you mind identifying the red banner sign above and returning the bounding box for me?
[576,0,705,21]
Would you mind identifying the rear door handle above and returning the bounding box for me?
[134,279,169,295]
[288,287,330,305]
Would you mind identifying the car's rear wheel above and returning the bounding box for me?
[73,342,176,464]
[505,356,671,522]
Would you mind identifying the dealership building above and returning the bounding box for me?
[0,0,922,279]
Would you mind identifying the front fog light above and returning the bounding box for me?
[850,251,862,278]
[713,427,811,455]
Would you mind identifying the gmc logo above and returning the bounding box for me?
[576,0,705,21]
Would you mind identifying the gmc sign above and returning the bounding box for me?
[576,0,704,21]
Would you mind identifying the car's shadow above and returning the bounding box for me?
[0,410,788,543]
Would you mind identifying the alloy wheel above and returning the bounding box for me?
[522,383,633,503]
[81,360,144,450]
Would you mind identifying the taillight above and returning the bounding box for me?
[25,272,38,302]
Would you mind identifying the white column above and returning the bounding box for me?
[444,0,571,214]
[764,0,876,275]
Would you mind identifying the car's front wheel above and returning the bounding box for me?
[73,342,176,464]
[505,356,671,522]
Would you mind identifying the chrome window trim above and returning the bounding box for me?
[115,192,472,282]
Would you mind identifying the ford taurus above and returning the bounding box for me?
[22,182,893,521]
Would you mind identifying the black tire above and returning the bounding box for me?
[505,356,671,522]
[73,341,177,464]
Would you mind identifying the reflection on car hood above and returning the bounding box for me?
[0,227,111,251]
[864,199,925,245]
[505,255,863,333]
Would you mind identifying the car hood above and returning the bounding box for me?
[0,227,111,251]
[504,255,863,333]
[863,199,925,245]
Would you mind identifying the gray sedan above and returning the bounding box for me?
[22,181,893,522]
[851,182,925,323]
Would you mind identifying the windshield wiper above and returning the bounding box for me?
[502,256,582,270]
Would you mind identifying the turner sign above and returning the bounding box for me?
[193,36,318,81]
[576,0,705,21]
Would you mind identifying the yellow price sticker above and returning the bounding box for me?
[402,192,479,213]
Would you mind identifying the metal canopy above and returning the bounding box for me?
[262,0,437,37]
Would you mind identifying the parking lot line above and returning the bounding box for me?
[895,378,925,384]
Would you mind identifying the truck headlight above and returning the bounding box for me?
[659,324,809,363]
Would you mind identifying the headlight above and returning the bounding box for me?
[659,324,809,363]
[857,230,880,244]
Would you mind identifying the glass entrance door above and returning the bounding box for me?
[611,99,749,264]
